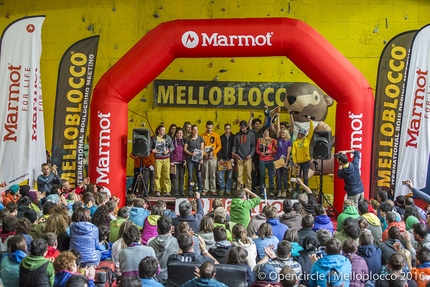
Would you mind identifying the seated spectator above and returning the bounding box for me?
[309,238,352,287]
[232,223,258,270]
[17,196,37,223]
[155,199,177,219]
[44,205,71,251]
[182,261,228,287]
[295,236,319,287]
[19,238,55,287]
[198,216,215,250]
[112,220,135,271]
[83,193,97,218]
[167,233,215,265]
[138,256,164,287]
[283,229,303,257]
[334,217,361,245]
[178,221,201,254]
[375,253,417,287]
[0,235,27,287]
[379,226,413,270]
[382,211,405,242]
[96,226,112,261]
[208,226,232,264]
[255,240,302,281]
[404,205,420,231]
[312,204,334,234]
[109,207,129,243]
[316,228,333,250]
[342,238,368,287]
[119,224,156,277]
[43,232,61,261]
[16,217,33,251]
[226,246,257,287]
[265,205,289,242]
[91,204,112,228]
[297,214,318,247]
[128,198,150,227]
[147,216,179,283]
[413,223,430,250]
[356,232,382,280]
[0,215,18,245]
[141,204,163,245]
[357,200,382,245]
[279,266,299,287]
[213,207,235,241]
[279,200,302,231]
[247,206,269,237]
[54,251,96,287]
[172,192,204,237]
[411,247,430,286]
[206,198,229,220]
[65,272,97,287]
[253,263,281,287]
[336,199,360,232]
[3,184,20,206]
[394,195,406,217]
[253,223,279,261]
[70,207,100,267]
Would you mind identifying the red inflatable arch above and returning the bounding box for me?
[89,18,374,213]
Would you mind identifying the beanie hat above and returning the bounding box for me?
[9,184,19,195]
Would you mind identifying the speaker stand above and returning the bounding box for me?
[316,159,339,216]
[132,157,152,208]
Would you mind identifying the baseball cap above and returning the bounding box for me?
[298,128,307,135]
[9,184,19,195]
[239,120,247,127]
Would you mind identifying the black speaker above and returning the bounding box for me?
[313,130,332,160]
[132,128,150,157]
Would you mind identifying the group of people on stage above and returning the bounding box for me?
[129,108,325,199]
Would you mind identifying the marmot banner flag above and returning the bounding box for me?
[0,16,46,191]
[51,36,99,187]
[373,26,430,198]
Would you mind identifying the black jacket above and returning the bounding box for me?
[219,133,235,160]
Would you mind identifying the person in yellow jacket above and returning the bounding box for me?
[201,121,222,196]
[292,116,314,196]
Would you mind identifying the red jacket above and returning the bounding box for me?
[382,221,405,241]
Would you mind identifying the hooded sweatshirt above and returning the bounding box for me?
[280,211,302,231]
[344,253,368,287]
[336,150,364,196]
[309,254,352,287]
[232,129,255,159]
[141,214,161,245]
[382,221,406,241]
[0,250,27,287]
[208,240,232,264]
[361,212,382,244]
[198,231,216,250]
[19,255,55,287]
[147,234,180,281]
[267,217,289,242]
[356,244,382,277]
[129,206,150,227]
[411,262,430,287]
[230,197,261,229]
[247,213,267,237]
[312,214,334,234]
[336,206,360,232]
[233,239,257,269]
[54,270,96,287]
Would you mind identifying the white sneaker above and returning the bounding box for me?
[156,192,160,197]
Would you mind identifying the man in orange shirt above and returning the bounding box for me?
[201,121,221,196]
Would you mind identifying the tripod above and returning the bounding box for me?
[315,159,339,216]
[132,157,150,199]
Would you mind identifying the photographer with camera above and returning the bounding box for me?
[335,150,364,207]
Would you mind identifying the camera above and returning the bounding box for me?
[401,180,408,185]
[334,153,340,158]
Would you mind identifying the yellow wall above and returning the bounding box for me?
[1,0,429,191]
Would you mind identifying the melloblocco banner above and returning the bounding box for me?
[51,36,99,187]
[371,30,416,197]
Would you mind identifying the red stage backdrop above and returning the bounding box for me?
[89,18,374,213]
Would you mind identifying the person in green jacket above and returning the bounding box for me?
[336,199,360,232]
[109,207,129,243]
[19,238,55,287]
[230,188,261,229]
